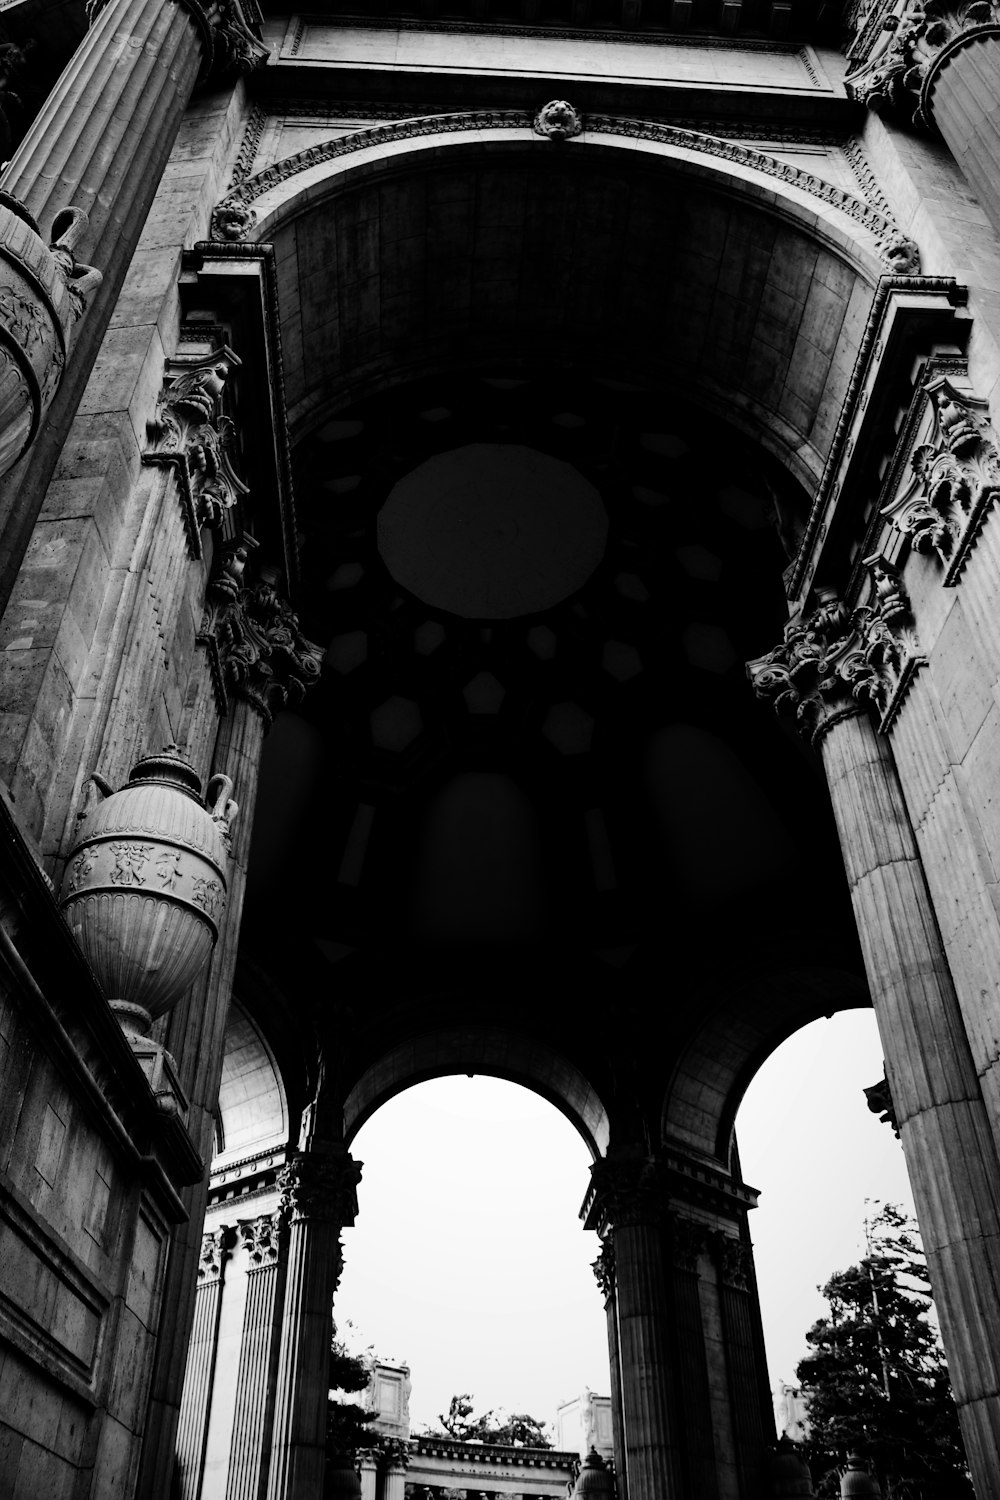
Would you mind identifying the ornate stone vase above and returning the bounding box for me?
[0,197,100,478]
[324,1455,362,1500]
[59,748,234,1037]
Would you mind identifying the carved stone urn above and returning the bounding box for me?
[60,747,235,1038]
[0,197,101,478]
[324,1455,362,1500]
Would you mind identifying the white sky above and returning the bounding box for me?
[335,1009,915,1437]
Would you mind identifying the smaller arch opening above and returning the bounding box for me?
[212,998,289,1166]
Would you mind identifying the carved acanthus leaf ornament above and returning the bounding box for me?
[277,1150,362,1227]
[201,546,324,726]
[145,348,249,553]
[845,0,1000,126]
[592,1239,617,1301]
[87,0,267,78]
[198,1225,234,1282]
[747,570,924,741]
[239,1211,282,1268]
[588,1155,668,1235]
[881,374,1000,582]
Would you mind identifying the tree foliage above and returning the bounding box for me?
[434,1393,552,1449]
[326,1322,377,1457]
[796,1204,971,1498]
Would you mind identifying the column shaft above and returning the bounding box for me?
[929,36,1000,242]
[266,1215,344,1500]
[613,1220,682,1500]
[227,1220,285,1500]
[821,711,1000,1494]
[383,1462,407,1500]
[0,0,205,608]
[175,1234,229,1500]
[605,1298,628,1500]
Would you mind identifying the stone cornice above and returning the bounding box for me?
[209,108,913,270]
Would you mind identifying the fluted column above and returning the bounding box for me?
[712,1235,772,1494]
[845,0,1000,240]
[357,1451,378,1500]
[666,1220,719,1498]
[382,1440,409,1500]
[226,1213,286,1500]
[176,1226,234,1500]
[592,1241,627,1500]
[750,608,1000,1496]
[266,1148,363,1500]
[585,1157,681,1500]
[0,0,264,607]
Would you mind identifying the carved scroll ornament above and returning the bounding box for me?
[748,568,924,741]
[200,544,325,726]
[880,373,1000,583]
[845,0,1000,126]
[145,347,249,553]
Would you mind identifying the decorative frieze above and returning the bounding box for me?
[199,548,324,725]
[747,569,925,741]
[880,371,1000,584]
[209,110,912,271]
[277,1151,362,1228]
[845,0,1000,127]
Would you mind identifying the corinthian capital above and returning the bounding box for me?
[88,0,268,78]
[277,1149,362,1227]
[200,547,324,725]
[586,1155,668,1237]
[239,1211,283,1269]
[198,1224,234,1282]
[747,573,922,742]
[845,0,1000,127]
[591,1239,617,1302]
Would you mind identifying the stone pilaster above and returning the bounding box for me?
[712,1234,772,1496]
[591,1241,627,1500]
[666,1218,719,1498]
[585,1156,682,1500]
[139,572,324,1500]
[752,615,1000,1494]
[175,1225,234,1500]
[266,1148,363,1500]
[0,0,265,608]
[225,1213,286,1500]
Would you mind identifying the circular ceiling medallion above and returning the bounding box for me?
[377,443,608,619]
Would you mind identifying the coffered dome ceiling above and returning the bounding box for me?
[242,364,865,1097]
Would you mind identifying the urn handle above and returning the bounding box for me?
[206,772,239,852]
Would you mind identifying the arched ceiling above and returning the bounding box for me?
[271,141,875,488]
[241,362,868,1154]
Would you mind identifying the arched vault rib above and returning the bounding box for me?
[225,127,898,493]
[661,967,871,1166]
[343,1026,610,1161]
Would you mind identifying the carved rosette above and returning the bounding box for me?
[845,0,1000,126]
[278,1151,362,1228]
[881,372,1000,583]
[592,1239,617,1302]
[199,1225,234,1283]
[239,1211,283,1269]
[747,569,924,742]
[145,346,249,554]
[201,551,325,726]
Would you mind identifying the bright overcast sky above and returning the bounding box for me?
[335,1009,915,1437]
